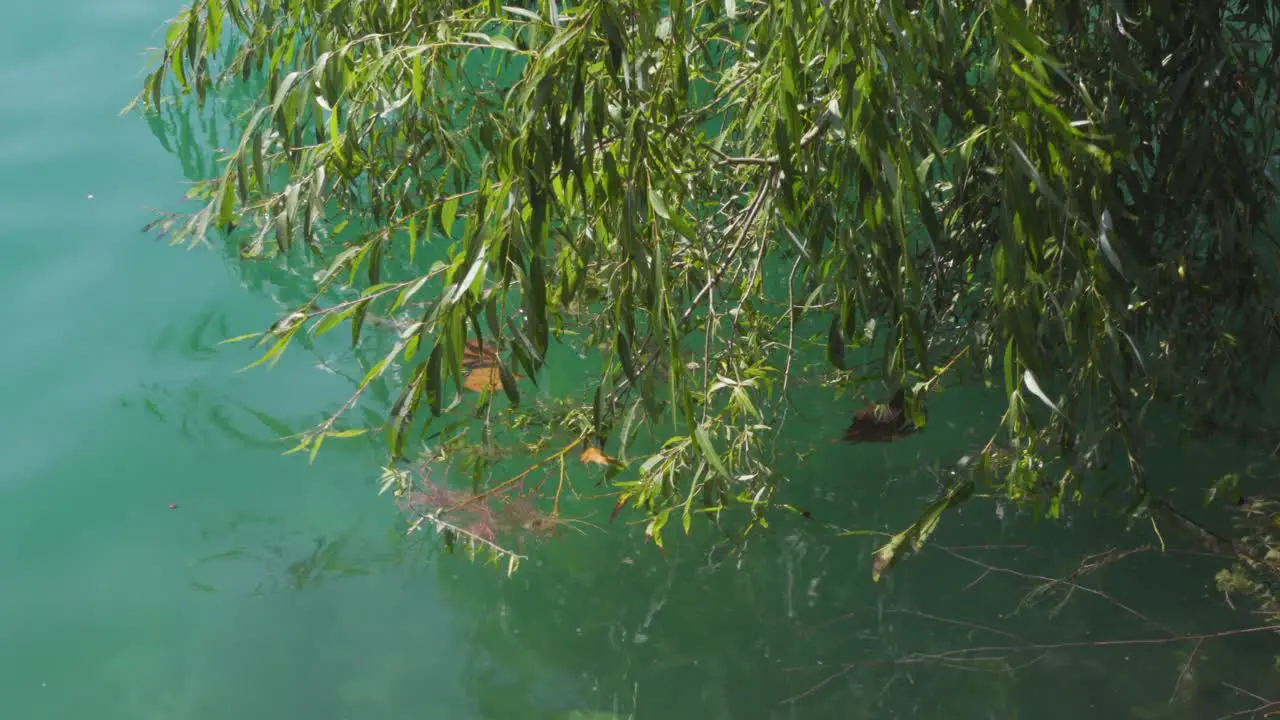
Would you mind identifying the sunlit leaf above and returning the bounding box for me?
[580,446,614,466]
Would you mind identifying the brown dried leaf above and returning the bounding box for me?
[463,366,502,392]
[462,339,499,369]
[580,446,614,466]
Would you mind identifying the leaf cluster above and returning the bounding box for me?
[132,0,1280,573]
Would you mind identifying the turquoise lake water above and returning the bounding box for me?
[2,1,1278,718]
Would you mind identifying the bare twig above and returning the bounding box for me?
[786,624,1280,706]
[1170,637,1205,704]
[937,546,1178,636]
[887,608,1022,642]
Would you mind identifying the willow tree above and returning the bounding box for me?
[131,0,1280,578]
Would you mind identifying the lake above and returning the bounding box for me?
[0,1,1276,718]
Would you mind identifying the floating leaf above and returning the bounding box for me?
[463,366,503,392]
[580,446,614,466]
[872,479,974,582]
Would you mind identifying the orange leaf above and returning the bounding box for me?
[579,446,614,466]
[463,366,502,392]
[462,339,499,370]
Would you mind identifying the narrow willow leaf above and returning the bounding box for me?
[308,433,325,463]
[592,385,603,442]
[235,151,249,202]
[408,215,418,265]
[647,188,670,219]
[328,103,342,162]
[485,294,501,339]
[502,5,541,21]
[425,343,444,416]
[358,342,404,394]
[251,132,265,192]
[216,173,236,229]
[1003,338,1016,398]
[527,255,548,355]
[1097,209,1124,276]
[351,299,370,347]
[273,212,290,253]
[827,315,846,370]
[498,360,520,406]
[329,427,372,438]
[618,331,638,384]
[393,274,431,312]
[220,332,263,345]
[489,35,520,52]
[411,56,424,105]
[682,477,698,535]
[441,196,459,236]
[313,305,356,337]
[284,183,300,230]
[872,478,974,582]
[1022,370,1064,417]
[692,425,730,481]
[271,71,302,113]
[542,24,581,58]
[665,211,696,242]
[447,257,486,306]
[240,331,292,372]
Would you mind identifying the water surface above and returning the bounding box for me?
[0,2,1276,719]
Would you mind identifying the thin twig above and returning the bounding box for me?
[786,625,1280,706]
[1169,637,1204,704]
[888,608,1022,642]
[937,546,1178,636]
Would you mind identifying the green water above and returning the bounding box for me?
[3,1,1278,718]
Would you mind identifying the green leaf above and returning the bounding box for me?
[489,34,520,52]
[592,385,604,442]
[240,331,293,372]
[441,196,459,237]
[827,315,846,370]
[618,331,638,384]
[498,359,520,406]
[692,425,730,482]
[425,343,443,417]
[313,306,356,337]
[647,188,670,219]
[309,433,326,463]
[503,5,541,22]
[872,479,974,582]
[216,172,237,229]
[329,427,373,438]
[351,299,370,347]
[273,212,290,253]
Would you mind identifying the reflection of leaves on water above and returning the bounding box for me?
[150,310,232,361]
[197,511,284,541]
[123,381,305,448]
[189,531,389,595]
[187,578,218,593]
[282,536,371,590]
